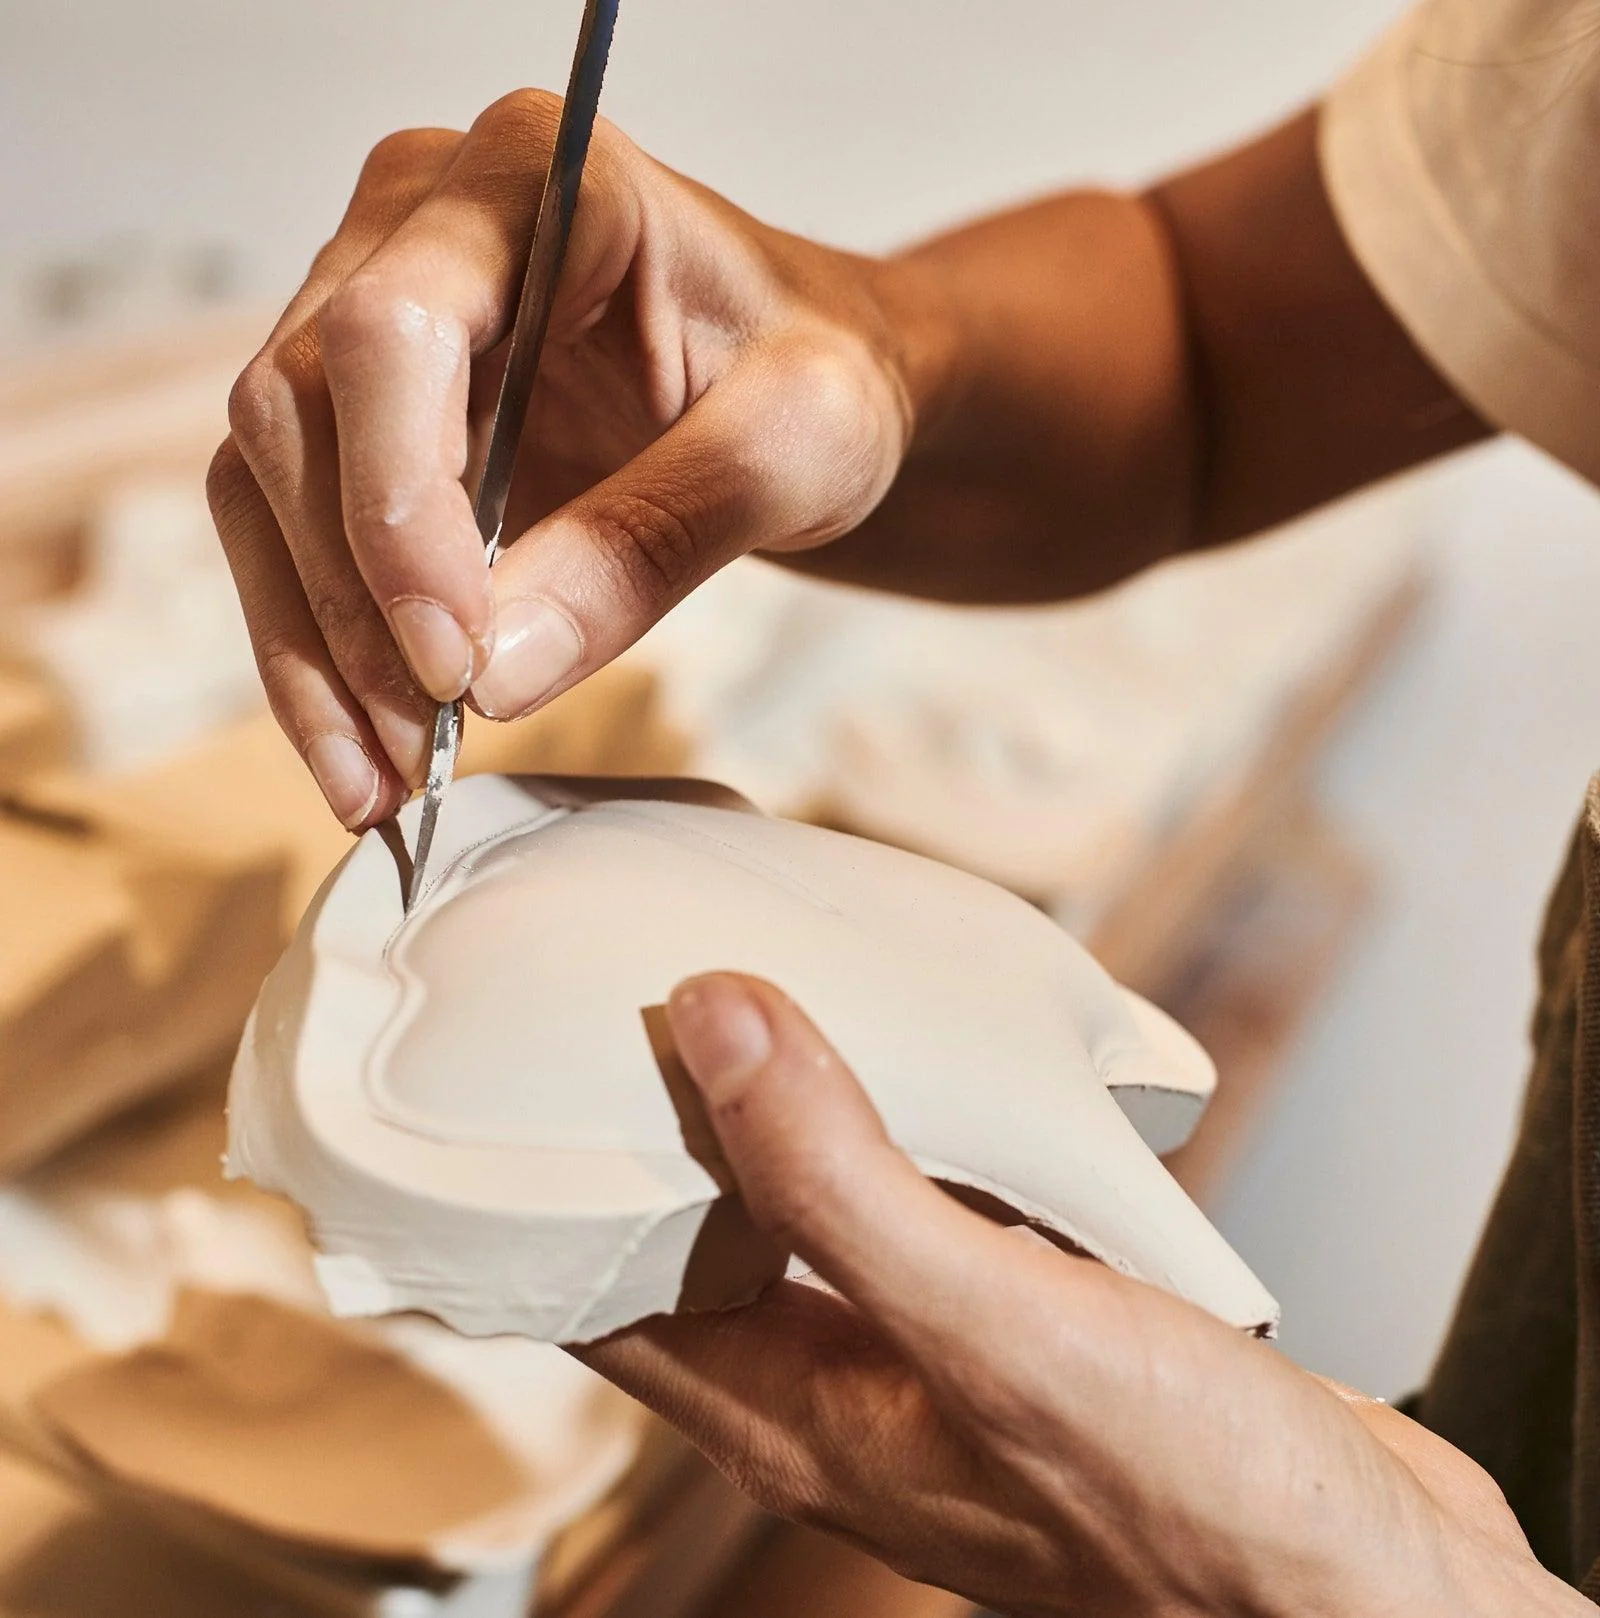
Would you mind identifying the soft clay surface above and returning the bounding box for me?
[228,775,1278,1343]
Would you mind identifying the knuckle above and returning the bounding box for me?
[762,335,900,528]
[227,351,316,445]
[476,86,562,143]
[737,1141,851,1254]
[340,487,434,571]
[361,125,458,180]
[588,492,702,610]
[300,588,414,708]
[340,488,406,552]
[781,340,876,442]
[318,276,430,360]
[742,1179,809,1258]
[252,633,304,692]
[204,438,253,529]
[251,636,317,735]
[303,585,381,663]
[225,360,277,444]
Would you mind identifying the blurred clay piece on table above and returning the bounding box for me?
[0,1077,643,1591]
[0,666,67,789]
[0,653,686,1181]
[31,1290,637,1573]
[19,480,262,774]
[0,757,284,1178]
[0,1442,284,1618]
[229,773,1278,1346]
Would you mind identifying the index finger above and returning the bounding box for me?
[315,90,645,702]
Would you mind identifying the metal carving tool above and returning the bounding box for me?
[405,0,620,912]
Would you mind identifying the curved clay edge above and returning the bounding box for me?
[370,784,1219,1164]
[1097,991,1215,1155]
[264,1124,1280,1346]
[230,966,1273,1343]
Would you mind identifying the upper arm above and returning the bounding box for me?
[1148,106,1491,550]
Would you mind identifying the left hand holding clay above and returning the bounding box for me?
[577,973,1583,1618]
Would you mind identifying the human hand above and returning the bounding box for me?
[578,973,1584,1618]
[208,91,943,827]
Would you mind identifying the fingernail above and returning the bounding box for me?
[668,974,773,1097]
[304,733,381,829]
[365,692,430,790]
[470,597,582,720]
[390,597,475,702]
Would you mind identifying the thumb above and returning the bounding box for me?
[662,972,1031,1365]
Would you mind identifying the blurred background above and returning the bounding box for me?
[5,0,1600,1613]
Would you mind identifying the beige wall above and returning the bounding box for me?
[4,0,1396,324]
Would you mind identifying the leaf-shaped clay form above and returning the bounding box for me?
[227,776,1276,1343]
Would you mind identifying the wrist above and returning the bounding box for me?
[866,248,969,463]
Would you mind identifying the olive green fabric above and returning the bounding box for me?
[1409,782,1600,1594]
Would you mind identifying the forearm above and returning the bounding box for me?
[803,108,1488,605]
[845,184,1195,602]
[1151,105,1487,545]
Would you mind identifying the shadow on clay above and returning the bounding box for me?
[374,817,413,910]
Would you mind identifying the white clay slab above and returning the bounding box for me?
[228,776,1277,1344]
